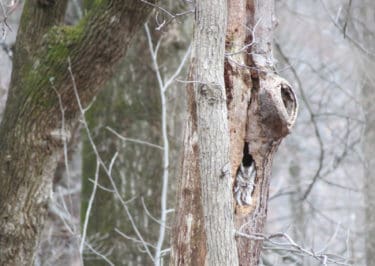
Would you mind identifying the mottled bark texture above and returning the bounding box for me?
[172,0,298,265]
[0,0,154,265]
[225,0,252,179]
[170,0,239,265]
[233,1,297,265]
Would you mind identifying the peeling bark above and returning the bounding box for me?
[225,0,252,178]
[0,1,154,264]
[232,1,298,265]
[174,0,298,265]
[171,0,239,264]
[170,77,207,265]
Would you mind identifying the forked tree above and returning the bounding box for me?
[170,0,298,265]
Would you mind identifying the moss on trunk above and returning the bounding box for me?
[0,1,154,264]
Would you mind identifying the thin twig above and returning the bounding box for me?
[106,126,164,150]
[320,0,375,59]
[275,42,325,200]
[236,231,352,265]
[80,159,101,253]
[145,23,191,265]
[68,58,155,262]
[145,23,169,266]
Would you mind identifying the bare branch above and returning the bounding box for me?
[140,0,194,31]
[80,159,101,253]
[320,0,375,59]
[106,126,164,150]
[275,42,325,200]
[236,231,352,266]
[68,58,155,262]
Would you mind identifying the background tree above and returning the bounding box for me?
[350,0,375,264]
[267,0,365,264]
[81,13,191,265]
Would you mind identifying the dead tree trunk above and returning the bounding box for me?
[0,1,154,265]
[171,0,298,265]
[233,1,297,265]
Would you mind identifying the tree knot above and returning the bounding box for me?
[197,82,225,105]
[246,74,298,148]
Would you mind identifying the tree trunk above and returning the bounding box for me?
[235,2,298,265]
[359,2,375,264]
[0,1,154,265]
[363,79,375,266]
[80,32,168,265]
[171,0,298,265]
[170,0,239,265]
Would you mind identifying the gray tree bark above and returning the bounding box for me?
[170,0,239,265]
[233,2,297,265]
[171,0,298,265]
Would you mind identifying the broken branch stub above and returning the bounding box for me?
[234,73,298,265]
[246,73,298,156]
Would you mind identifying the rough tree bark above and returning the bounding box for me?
[232,1,297,265]
[170,0,239,265]
[0,1,154,265]
[171,0,298,265]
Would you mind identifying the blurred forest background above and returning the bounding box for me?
[0,0,374,265]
